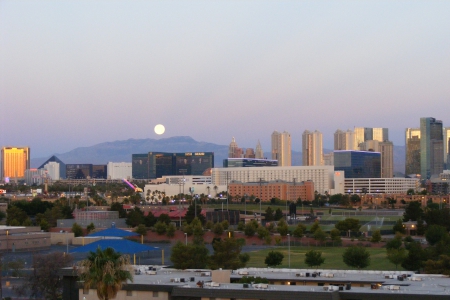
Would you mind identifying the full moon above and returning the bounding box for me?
[154,124,165,135]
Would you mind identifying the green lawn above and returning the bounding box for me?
[245,246,405,271]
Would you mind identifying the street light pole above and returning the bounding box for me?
[287,233,290,268]
[184,233,187,245]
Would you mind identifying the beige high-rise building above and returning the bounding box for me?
[379,141,394,178]
[228,137,243,158]
[1,146,30,180]
[271,131,291,166]
[302,130,323,166]
[334,129,355,150]
[244,148,255,158]
[405,128,421,176]
[255,140,264,159]
[354,127,388,149]
[444,128,450,169]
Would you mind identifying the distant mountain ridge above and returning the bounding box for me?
[30,136,405,174]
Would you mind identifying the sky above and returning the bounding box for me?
[1,1,450,158]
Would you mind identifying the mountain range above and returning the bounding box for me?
[30,136,406,175]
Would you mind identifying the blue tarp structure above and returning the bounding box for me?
[87,228,139,238]
[70,239,158,254]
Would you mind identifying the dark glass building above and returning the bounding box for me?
[223,158,278,168]
[334,151,381,178]
[66,164,93,179]
[92,165,107,179]
[132,152,214,179]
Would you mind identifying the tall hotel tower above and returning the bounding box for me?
[420,117,444,179]
[271,131,292,166]
[334,129,355,150]
[302,130,323,166]
[405,128,421,176]
[1,146,30,181]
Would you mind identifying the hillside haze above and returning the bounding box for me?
[30,136,405,174]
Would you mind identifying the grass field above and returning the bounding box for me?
[245,246,405,271]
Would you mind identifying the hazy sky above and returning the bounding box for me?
[1,1,450,158]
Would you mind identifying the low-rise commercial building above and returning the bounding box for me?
[61,267,450,300]
[228,180,315,201]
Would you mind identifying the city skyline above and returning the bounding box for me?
[2,1,450,158]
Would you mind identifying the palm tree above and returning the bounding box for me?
[77,247,133,300]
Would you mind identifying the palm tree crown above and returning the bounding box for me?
[77,247,133,300]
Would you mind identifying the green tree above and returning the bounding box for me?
[274,208,283,221]
[244,220,258,237]
[265,207,274,222]
[77,247,133,300]
[371,230,382,243]
[335,218,361,233]
[170,241,209,269]
[213,222,224,236]
[424,255,450,275]
[185,204,205,225]
[257,226,270,240]
[0,211,5,222]
[276,218,289,236]
[154,221,167,235]
[403,201,423,222]
[166,223,176,238]
[425,225,448,246]
[135,224,147,236]
[158,213,171,225]
[6,206,28,225]
[144,211,157,227]
[402,242,425,271]
[293,223,306,238]
[264,251,284,267]
[304,250,325,268]
[221,220,229,230]
[71,223,83,237]
[110,202,127,218]
[342,245,370,269]
[393,218,406,234]
[386,248,407,270]
[86,223,96,234]
[416,218,426,235]
[386,236,403,250]
[330,228,342,243]
[40,219,50,231]
[310,220,320,234]
[125,207,144,227]
[209,237,247,270]
[313,227,327,244]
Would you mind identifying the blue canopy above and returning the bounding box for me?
[88,228,139,238]
[70,239,158,254]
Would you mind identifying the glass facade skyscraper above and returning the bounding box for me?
[132,152,214,179]
[420,117,443,179]
[334,151,381,178]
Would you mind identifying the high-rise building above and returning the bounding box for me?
[334,150,381,178]
[405,128,421,176]
[271,131,291,166]
[334,129,355,150]
[359,140,393,178]
[44,161,60,180]
[38,155,66,178]
[107,162,132,180]
[354,127,388,149]
[444,128,450,169]
[243,148,255,158]
[302,130,323,166]
[1,147,30,180]
[379,141,394,178]
[132,152,214,179]
[228,137,243,158]
[420,117,444,179]
[255,140,264,159]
